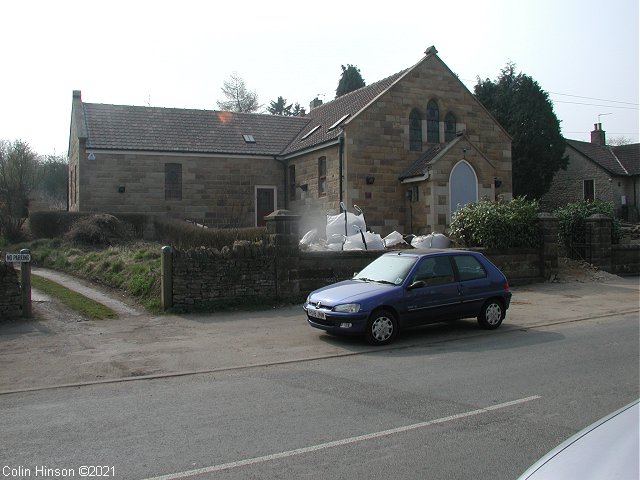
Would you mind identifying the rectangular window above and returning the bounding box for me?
[318,157,327,197]
[288,165,296,199]
[583,179,595,202]
[165,163,182,200]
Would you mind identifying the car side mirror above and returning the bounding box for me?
[353,272,359,278]
[407,280,425,290]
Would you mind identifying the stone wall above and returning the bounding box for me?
[72,148,285,229]
[612,245,640,275]
[540,146,638,219]
[171,242,277,307]
[164,211,557,310]
[286,55,512,238]
[0,262,21,319]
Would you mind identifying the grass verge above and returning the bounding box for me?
[10,239,162,314]
[32,274,117,320]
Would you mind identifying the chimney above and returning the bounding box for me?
[591,123,606,146]
[310,97,323,111]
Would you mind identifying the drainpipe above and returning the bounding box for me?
[339,134,344,205]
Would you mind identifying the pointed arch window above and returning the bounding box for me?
[409,109,422,151]
[444,112,457,142]
[427,100,439,143]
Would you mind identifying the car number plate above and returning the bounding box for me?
[308,308,326,320]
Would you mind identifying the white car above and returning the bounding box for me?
[518,400,639,479]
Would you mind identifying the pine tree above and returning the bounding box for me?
[336,64,365,98]
[475,63,568,199]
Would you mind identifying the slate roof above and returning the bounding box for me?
[567,139,640,176]
[82,103,310,156]
[612,143,640,175]
[77,66,411,158]
[280,70,408,156]
[399,138,461,180]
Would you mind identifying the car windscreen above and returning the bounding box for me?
[354,255,417,285]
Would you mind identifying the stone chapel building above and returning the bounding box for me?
[68,47,512,236]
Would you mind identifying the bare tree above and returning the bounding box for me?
[607,136,633,146]
[216,72,261,113]
[0,139,40,240]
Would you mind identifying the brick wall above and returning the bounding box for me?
[0,262,21,319]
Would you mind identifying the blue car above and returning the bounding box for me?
[304,250,512,345]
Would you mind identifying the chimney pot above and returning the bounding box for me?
[310,98,323,111]
[591,123,606,146]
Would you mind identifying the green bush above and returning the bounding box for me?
[449,197,541,249]
[554,200,620,247]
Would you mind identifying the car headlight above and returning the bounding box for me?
[333,303,361,313]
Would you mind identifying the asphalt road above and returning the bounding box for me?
[1,312,638,480]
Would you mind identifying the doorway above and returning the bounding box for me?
[449,160,478,215]
[256,186,276,227]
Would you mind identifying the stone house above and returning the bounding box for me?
[68,47,512,236]
[541,123,640,220]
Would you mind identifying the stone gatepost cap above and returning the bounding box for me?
[264,210,301,220]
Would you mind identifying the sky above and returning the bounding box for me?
[1,0,638,156]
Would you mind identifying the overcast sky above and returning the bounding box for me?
[1,0,638,156]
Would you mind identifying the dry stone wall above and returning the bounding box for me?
[0,262,21,319]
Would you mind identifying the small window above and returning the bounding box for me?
[427,100,439,143]
[302,125,320,140]
[444,112,456,142]
[318,156,327,197]
[453,255,487,281]
[288,165,296,199]
[165,163,182,201]
[328,113,351,131]
[242,134,256,143]
[583,179,595,202]
[409,109,422,151]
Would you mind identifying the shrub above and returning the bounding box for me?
[554,200,620,247]
[449,197,541,249]
[154,217,268,249]
[29,211,149,240]
[64,214,134,246]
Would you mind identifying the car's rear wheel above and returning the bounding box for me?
[478,299,504,329]
[365,309,398,345]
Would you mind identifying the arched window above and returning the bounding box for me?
[449,160,478,214]
[444,112,457,142]
[409,109,422,151]
[427,100,439,143]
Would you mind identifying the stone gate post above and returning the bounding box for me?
[586,214,612,272]
[265,210,301,299]
[537,213,559,281]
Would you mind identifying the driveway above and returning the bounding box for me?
[0,265,638,394]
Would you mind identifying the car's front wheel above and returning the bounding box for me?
[365,309,398,346]
[478,299,504,329]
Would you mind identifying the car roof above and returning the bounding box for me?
[518,400,639,479]
[382,249,479,258]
